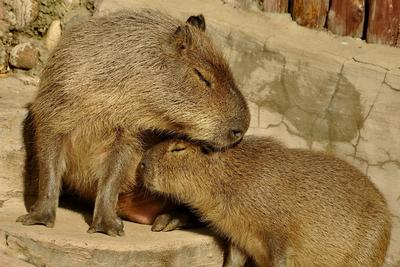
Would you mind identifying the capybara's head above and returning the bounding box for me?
[155,14,250,149]
[139,139,210,197]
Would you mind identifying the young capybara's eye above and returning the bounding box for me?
[194,68,211,87]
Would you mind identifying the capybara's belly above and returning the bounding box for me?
[62,127,139,199]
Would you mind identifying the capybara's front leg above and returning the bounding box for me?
[87,133,133,236]
[17,134,65,227]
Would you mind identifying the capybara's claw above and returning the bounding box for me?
[88,216,124,236]
[16,212,55,228]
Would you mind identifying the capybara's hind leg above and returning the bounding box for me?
[88,132,132,236]
[17,134,65,227]
[223,243,248,267]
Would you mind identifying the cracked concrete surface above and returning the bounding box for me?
[1,0,400,266]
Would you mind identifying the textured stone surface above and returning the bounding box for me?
[6,0,39,30]
[0,42,7,73]
[0,0,400,266]
[9,43,39,69]
[0,250,35,267]
[1,201,224,267]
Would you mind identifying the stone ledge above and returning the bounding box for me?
[1,200,223,267]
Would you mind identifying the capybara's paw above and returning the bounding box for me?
[88,215,124,237]
[16,210,55,228]
[151,212,190,232]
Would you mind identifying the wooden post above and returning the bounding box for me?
[327,0,365,38]
[291,0,329,28]
[367,0,400,47]
[263,0,288,13]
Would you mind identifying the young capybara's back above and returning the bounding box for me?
[140,136,392,266]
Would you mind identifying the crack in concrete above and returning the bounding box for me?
[383,71,400,92]
[281,119,308,141]
[351,57,391,71]
[346,148,400,174]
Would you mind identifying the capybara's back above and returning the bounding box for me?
[281,148,391,267]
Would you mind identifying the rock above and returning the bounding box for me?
[0,0,10,39]
[9,43,39,70]
[7,0,39,30]
[63,0,80,7]
[45,20,61,51]
[0,42,7,73]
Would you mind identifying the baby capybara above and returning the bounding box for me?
[140,136,391,267]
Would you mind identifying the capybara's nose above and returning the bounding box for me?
[230,129,243,142]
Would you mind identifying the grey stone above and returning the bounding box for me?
[9,43,39,69]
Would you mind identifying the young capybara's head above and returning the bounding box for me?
[139,139,211,198]
[155,14,250,149]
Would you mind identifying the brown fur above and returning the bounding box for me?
[140,136,392,267]
[17,9,250,236]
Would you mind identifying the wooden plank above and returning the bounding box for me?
[327,0,365,38]
[291,0,329,28]
[263,0,288,13]
[367,0,400,47]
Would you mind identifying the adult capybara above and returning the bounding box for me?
[140,136,391,267]
[17,9,250,236]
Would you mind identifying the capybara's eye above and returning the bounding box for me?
[194,68,211,87]
[171,147,186,153]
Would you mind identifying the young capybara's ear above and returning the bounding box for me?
[168,142,187,153]
[186,14,206,31]
[173,25,192,50]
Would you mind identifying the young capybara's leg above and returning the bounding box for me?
[87,134,132,236]
[151,205,202,232]
[223,243,248,267]
[17,134,65,227]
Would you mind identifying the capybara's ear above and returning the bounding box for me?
[168,142,187,153]
[173,25,192,50]
[186,14,206,31]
